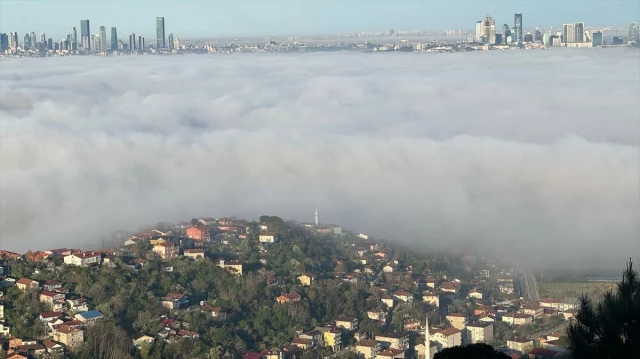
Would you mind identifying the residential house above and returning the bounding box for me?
[290,337,314,350]
[403,319,422,332]
[39,312,64,322]
[317,328,342,352]
[383,263,397,273]
[446,313,467,330]
[367,308,387,321]
[539,298,579,311]
[43,280,63,292]
[376,348,405,359]
[468,288,484,300]
[66,296,89,313]
[201,304,230,320]
[185,226,210,242]
[356,340,381,359]
[259,232,279,244]
[297,273,316,286]
[6,353,27,359]
[74,310,104,324]
[39,290,66,311]
[0,304,4,319]
[415,339,439,359]
[177,329,200,339]
[392,290,413,303]
[375,332,409,350]
[13,344,46,357]
[0,322,10,338]
[43,340,65,354]
[519,303,544,320]
[439,282,460,295]
[381,295,395,309]
[64,251,101,267]
[132,333,155,348]
[422,292,440,308]
[335,315,359,331]
[160,293,188,310]
[434,327,462,349]
[24,251,50,262]
[464,321,494,344]
[527,347,559,358]
[54,325,84,348]
[16,278,39,292]
[183,248,205,260]
[299,330,324,348]
[153,242,179,260]
[426,277,437,289]
[276,292,301,304]
[503,312,534,326]
[218,259,243,275]
[507,338,534,353]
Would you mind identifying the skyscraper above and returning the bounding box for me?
[110,27,118,50]
[40,32,46,44]
[29,32,37,49]
[0,33,8,51]
[475,21,483,42]
[138,34,145,50]
[99,26,107,50]
[69,27,78,46]
[156,17,165,48]
[574,22,585,43]
[80,19,90,49]
[129,32,136,52]
[563,23,575,43]
[482,15,496,44]
[502,24,511,43]
[592,31,603,46]
[514,13,523,44]
[9,32,18,49]
[168,33,174,50]
[47,38,53,50]
[23,34,30,50]
[629,23,639,41]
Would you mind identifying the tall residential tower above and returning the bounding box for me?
[514,13,523,44]
[80,19,90,49]
[156,17,165,48]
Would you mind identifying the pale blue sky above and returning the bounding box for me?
[0,0,638,39]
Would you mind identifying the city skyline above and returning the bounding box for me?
[0,0,638,40]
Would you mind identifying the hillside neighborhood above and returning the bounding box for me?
[0,216,576,359]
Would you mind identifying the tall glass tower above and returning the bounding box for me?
[80,20,90,49]
[156,17,165,49]
[99,26,107,51]
[110,27,118,50]
[168,33,174,50]
[514,13,523,44]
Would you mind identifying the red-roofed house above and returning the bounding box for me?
[16,278,39,292]
[434,327,462,349]
[39,290,66,311]
[64,251,101,266]
[276,292,301,304]
[527,347,559,358]
[185,226,210,242]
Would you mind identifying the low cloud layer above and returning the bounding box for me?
[1,49,639,270]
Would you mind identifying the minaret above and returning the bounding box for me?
[315,208,318,227]
[425,313,430,359]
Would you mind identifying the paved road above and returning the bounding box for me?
[525,270,540,301]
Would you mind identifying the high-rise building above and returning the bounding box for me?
[29,31,37,49]
[40,32,46,44]
[173,37,180,50]
[129,32,136,52]
[23,33,30,50]
[82,36,89,50]
[495,33,503,44]
[475,21,483,42]
[80,19,90,49]
[574,22,585,43]
[110,27,118,50]
[0,33,8,51]
[563,23,575,43]
[47,38,53,50]
[482,15,496,44]
[9,32,18,49]
[514,13,523,44]
[99,26,107,50]
[524,33,533,43]
[534,28,543,43]
[612,36,624,45]
[69,27,78,46]
[94,35,100,50]
[502,24,511,43]
[168,33,174,50]
[156,17,165,48]
[629,23,639,41]
[138,34,145,50]
[592,31,603,46]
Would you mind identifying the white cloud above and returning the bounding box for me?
[0,49,638,269]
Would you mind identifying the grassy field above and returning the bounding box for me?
[539,282,617,299]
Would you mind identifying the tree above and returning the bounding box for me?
[566,259,640,359]
[434,343,510,359]
[191,218,199,226]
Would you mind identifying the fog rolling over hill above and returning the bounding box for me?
[0,49,638,270]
